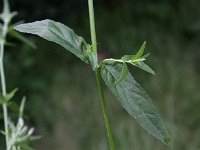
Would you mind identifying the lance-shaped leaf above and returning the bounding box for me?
[134,62,155,75]
[131,41,146,61]
[5,88,18,102]
[19,97,26,118]
[0,88,18,104]
[101,62,170,144]
[14,19,90,63]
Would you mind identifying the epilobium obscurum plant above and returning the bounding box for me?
[14,0,171,149]
[0,0,37,149]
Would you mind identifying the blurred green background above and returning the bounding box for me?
[1,0,200,149]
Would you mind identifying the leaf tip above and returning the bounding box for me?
[13,26,18,32]
[141,41,147,50]
[13,25,20,31]
[151,70,156,75]
[164,136,172,146]
[13,23,25,32]
[13,88,19,93]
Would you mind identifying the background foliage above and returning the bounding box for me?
[1,0,200,149]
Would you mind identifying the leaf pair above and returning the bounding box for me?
[101,41,155,84]
[14,20,97,69]
[121,55,155,75]
[121,41,155,75]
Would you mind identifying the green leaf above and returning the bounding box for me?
[14,19,90,63]
[132,41,146,61]
[142,53,150,59]
[121,54,155,75]
[19,97,26,118]
[5,88,18,102]
[115,62,128,85]
[122,55,145,63]
[133,62,155,75]
[121,55,134,61]
[0,88,18,104]
[101,62,170,144]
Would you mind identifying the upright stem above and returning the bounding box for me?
[88,0,115,149]
[0,21,9,150]
[88,0,97,55]
[95,69,115,150]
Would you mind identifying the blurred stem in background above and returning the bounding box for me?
[0,0,9,149]
[1,0,37,149]
[88,0,115,149]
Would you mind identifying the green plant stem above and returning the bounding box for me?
[88,0,97,55]
[0,21,9,150]
[95,68,115,150]
[88,0,115,149]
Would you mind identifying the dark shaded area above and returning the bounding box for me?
[1,0,200,149]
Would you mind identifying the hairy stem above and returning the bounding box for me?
[0,21,9,150]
